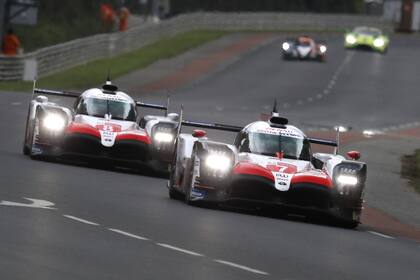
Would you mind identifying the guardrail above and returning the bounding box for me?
[0,12,392,81]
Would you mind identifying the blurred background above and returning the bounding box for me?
[0,0,396,52]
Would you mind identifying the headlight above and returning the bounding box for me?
[345,35,356,45]
[336,175,358,186]
[205,153,231,172]
[43,113,66,131]
[319,45,327,53]
[154,132,174,143]
[282,42,290,51]
[373,38,385,48]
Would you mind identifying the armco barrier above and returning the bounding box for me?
[0,12,392,81]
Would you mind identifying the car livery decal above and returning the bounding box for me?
[96,123,122,147]
[255,127,303,139]
[266,162,298,191]
[90,92,131,103]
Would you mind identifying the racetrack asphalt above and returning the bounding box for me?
[1,33,420,279]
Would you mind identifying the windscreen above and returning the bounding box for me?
[76,97,136,121]
[245,132,311,160]
[355,27,381,37]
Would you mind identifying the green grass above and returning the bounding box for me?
[0,30,228,92]
[401,150,420,194]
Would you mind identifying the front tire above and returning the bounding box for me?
[185,153,199,205]
[23,107,35,155]
[336,219,359,229]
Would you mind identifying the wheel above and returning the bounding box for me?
[381,47,388,55]
[168,167,183,200]
[318,55,326,63]
[28,111,44,159]
[184,153,198,205]
[23,107,35,155]
[168,146,183,200]
[337,220,359,229]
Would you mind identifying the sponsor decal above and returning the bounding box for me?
[255,128,303,138]
[90,93,129,103]
[266,162,297,191]
[97,123,122,147]
[273,171,293,191]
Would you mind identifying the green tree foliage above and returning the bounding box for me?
[14,0,125,51]
[170,0,364,14]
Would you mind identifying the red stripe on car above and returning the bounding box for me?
[233,163,275,182]
[291,173,333,188]
[116,133,151,144]
[67,123,101,138]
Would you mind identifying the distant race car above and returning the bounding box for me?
[282,36,327,61]
[168,105,367,228]
[23,79,179,172]
[344,26,389,53]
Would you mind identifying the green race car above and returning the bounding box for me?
[344,26,389,54]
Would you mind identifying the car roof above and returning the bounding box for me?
[80,88,135,104]
[354,26,382,35]
[243,121,306,139]
[298,36,314,43]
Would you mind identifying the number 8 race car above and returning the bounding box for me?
[168,105,367,228]
[23,79,179,172]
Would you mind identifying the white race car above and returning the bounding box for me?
[168,105,367,228]
[23,79,179,172]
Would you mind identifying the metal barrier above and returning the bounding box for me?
[0,12,391,81]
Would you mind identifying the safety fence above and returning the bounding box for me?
[0,12,392,81]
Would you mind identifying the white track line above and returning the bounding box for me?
[214,259,269,275]
[108,228,149,241]
[156,243,204,257]
[63,215,99,226]
[368,231,395,239]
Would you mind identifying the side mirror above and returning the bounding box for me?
[347,151,361,160]
[192,129,206,138]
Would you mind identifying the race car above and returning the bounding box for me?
[282,36,327,61]
[23,79,179,172]
[344,26,389,53]
[168,105,367,228]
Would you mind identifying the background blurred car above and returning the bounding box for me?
[282,36,327,62]
[344,26,389,53]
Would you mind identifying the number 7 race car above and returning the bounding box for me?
[23,79,179,172]
[168,105,367,228]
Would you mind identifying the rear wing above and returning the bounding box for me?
[177,104,243,133]
[308,136,339,155]
[33,88,80,98]
[32,81,169,116]
[136,97,169,116]
[182,120,243,133]
[308,138,337,147]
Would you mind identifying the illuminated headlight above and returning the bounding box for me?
[346,35,356,45]
[319,45,327,53]
[282,42,290,51]
[373,38,385,48]
[43,114,66,131]
[154,132,174,143]
[336,175,358,186]
[205,154,231,172]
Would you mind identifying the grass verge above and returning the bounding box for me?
[0,30,228,92]
[401,150,420,194]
